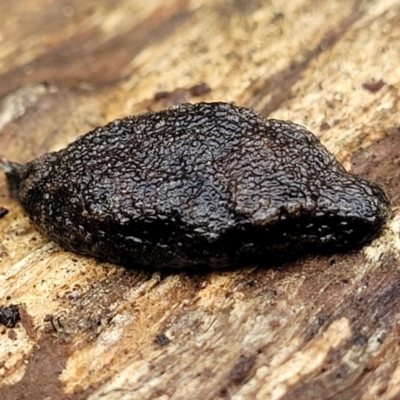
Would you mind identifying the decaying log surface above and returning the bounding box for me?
[1,1,400,399]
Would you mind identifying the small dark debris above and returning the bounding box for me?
[0,304,21,328]
[189,83,211,96]
[320,122,331,131]
[0,206,9,219]
[229,354,256,384]
[377,335,385,344]
[362,80,385,93]
[65,286,82,301]
[44,314,60,333]
[8,329,17,340]
[154,82,211,101]
[153,91,171,101]
[85,316,101,335]
[217,386,229,398]
[364,364,374,372]
[155,333,170,346]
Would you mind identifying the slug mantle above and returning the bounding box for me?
[0,102,390,268]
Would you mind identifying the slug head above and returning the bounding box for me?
[0,156,23,202]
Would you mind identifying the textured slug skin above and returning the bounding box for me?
[5,102,389,268]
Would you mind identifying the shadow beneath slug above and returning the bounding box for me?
[116,243,370,278]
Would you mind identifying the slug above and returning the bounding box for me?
[0,102,389,268]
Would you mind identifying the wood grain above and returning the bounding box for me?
[1,1,400,399]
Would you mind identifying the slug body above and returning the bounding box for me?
[1,103,389,268]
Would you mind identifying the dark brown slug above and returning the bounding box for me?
[0,102,390,268]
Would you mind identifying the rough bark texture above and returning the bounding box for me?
[0,1,400,399]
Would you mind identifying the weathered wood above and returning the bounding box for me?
[1,0,400,399]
